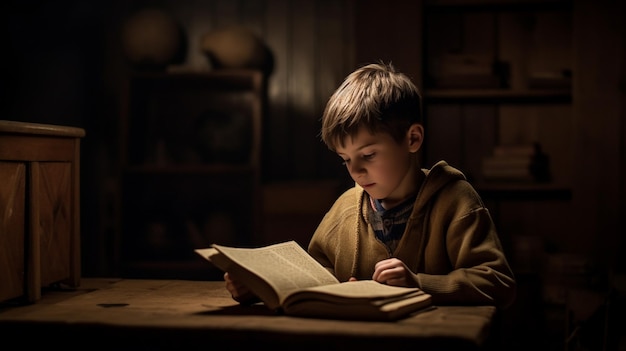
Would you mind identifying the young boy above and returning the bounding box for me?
[225,62,516,309]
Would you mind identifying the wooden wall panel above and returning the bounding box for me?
[353,0,422,85]
[463,105,497,183]
[264,0,291,181]
[315,0,355,180]
[572,0,624,267]
[425,105,464,169]
[213,0,240,29]
[289,0,317,179]
[425,104,497,183]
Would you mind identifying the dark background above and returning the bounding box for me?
[3,0,624,271]
[2,1,625,349]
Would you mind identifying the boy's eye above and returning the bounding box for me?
[339,153,374,166]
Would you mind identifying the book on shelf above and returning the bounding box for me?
[431,74,502,89]
[430,53,507,89]
[195,240,433,321]
[528,70,572,90]
[481,143,551,182]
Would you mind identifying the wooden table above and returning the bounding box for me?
[0,279,500,350]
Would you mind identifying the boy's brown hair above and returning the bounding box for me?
[320,62,423,151]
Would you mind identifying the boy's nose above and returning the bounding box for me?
[348,160,366,175]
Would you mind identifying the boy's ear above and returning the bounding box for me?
[407,123,424,153]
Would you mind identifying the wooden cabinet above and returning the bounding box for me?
[0,120,84,303]
[117,70,265,280]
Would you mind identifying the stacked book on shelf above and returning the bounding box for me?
[481,143,551,183]
[429,53,505,89]
[528,70,572,90]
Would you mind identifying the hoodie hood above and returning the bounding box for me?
[414,160,467,213]
[353,160,467,222]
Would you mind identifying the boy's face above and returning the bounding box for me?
[335,125,423,208]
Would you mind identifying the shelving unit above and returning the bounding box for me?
[421,1,575,349]
[117,69,265,280]
[425,88,571,103]
[422,0,573,193]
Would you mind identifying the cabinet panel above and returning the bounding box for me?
[0,162,26,301]
[36,162,73,286]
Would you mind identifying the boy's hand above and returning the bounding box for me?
[224,272,259,304]
[372,258,417,287]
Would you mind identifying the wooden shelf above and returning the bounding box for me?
[425,0,572,12]
[425,89,572,104]
[476,183,572,201]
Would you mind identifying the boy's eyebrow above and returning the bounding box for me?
[356,142,378,150]
[336,141,379,156]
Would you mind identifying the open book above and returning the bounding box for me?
[195,241,433,321]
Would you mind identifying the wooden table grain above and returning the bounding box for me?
[0,278,500,350]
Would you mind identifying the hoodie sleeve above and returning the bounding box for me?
[307,187,360,281]
[413,179,517,309]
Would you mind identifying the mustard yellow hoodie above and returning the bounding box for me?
[308,160,517,309]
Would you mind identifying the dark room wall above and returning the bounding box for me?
[4,0,361,276]
[3,0,624,286]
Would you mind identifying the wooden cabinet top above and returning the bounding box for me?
[0,120,85,138]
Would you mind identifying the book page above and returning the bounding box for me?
[284,280,422,305]
[211,241,339,302]
[283,283,433,321]
[195,243,433,320]
[197,247,284,309]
